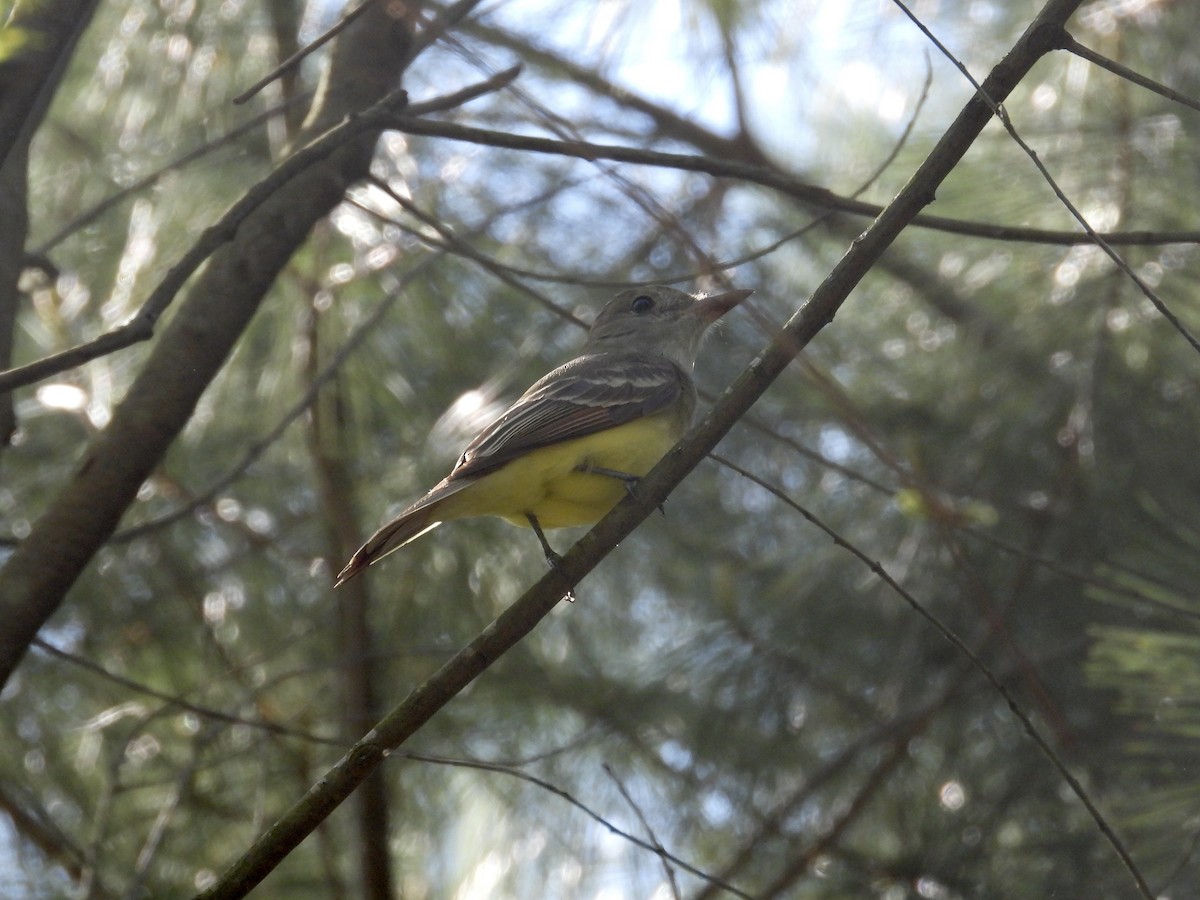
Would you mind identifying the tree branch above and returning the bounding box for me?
[0,64,520,396]
[0,4,416,687]
[195,2,1092,896]
[0,0,101,443]
[387,116,1200,249]
[0,89,404,395]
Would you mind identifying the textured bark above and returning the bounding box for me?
[0,4,415,686]
[198,3,1098,899]
[0,0,100,443]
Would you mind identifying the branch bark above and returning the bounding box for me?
[195,2,1090,897]
[0,3,416,686]
[0,0,101,443]
[386,116,1198,248]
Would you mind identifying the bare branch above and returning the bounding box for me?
[0,782,88,884]
[406,753,751,899]
[0,3,417,687]
[405,63,521,116]
[387,116,1200,248]
[714,452,1150,899]
[195,4,1092,896]
[891,0,1200,357]
[233,0,379,105]
[0,87,408,395]
[603,763,681,899]
[1059,31,1200,114]
[32,638,343,747]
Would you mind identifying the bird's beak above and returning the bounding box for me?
[692,288,753,323]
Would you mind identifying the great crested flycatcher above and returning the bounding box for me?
[335,284,750,585]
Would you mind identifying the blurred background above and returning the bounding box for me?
[2,0,1199,896]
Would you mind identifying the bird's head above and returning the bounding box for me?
[583,285,752,368]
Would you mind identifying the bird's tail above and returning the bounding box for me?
[334,504,442,586]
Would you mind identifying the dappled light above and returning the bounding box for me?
[1,0,1199,898]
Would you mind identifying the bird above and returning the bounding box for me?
[335,284,750,585]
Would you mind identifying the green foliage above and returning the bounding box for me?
[3,0,1200,897]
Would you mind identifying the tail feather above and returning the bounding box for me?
[334,504,442,586]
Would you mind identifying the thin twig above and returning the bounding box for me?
[759,727,911,896]
[602,763,681,899]
[365,178,586,325]
[404,753,750,899]
[849,51,934,199]
[404,63,521,116]
[368,175,829,290]
[233,0,378,105]
[891,0,1200,358]
[127,730,214,897]
[0,783,88,882]
[1059,31,1200,114]
[195,6,1090,894]
[387,117,1200,248]
[33,94,310,255]
[711,452,1151,900]
[32,638,344,747]
[401,0,491,69]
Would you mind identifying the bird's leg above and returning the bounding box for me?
[526,514,562,568]
[577,463,666,516]
[526,514,574,602]
[577,463,640,496]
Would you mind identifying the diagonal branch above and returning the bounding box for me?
[0,4,417,687]
[715,454,1150,897]
[0,0,100,173]
[0,90,406,396]
[0,0,102,443]
[32,94,312,256]
[1058,31,1200,113]
[405,752,753,899]
[386,116,1200,248]
[892,0,1200,356]
[194,2,1089,897]
[0,65,518,396]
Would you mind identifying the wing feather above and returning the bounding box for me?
[450,352,685,479]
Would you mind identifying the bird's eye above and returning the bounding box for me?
[631,294,655,314]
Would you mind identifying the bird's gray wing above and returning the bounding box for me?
[450,352,686,479]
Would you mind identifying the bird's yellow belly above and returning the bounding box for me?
[437,415,681,529]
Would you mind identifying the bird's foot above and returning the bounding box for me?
[577,463,664,513]
[577,463,641,497]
